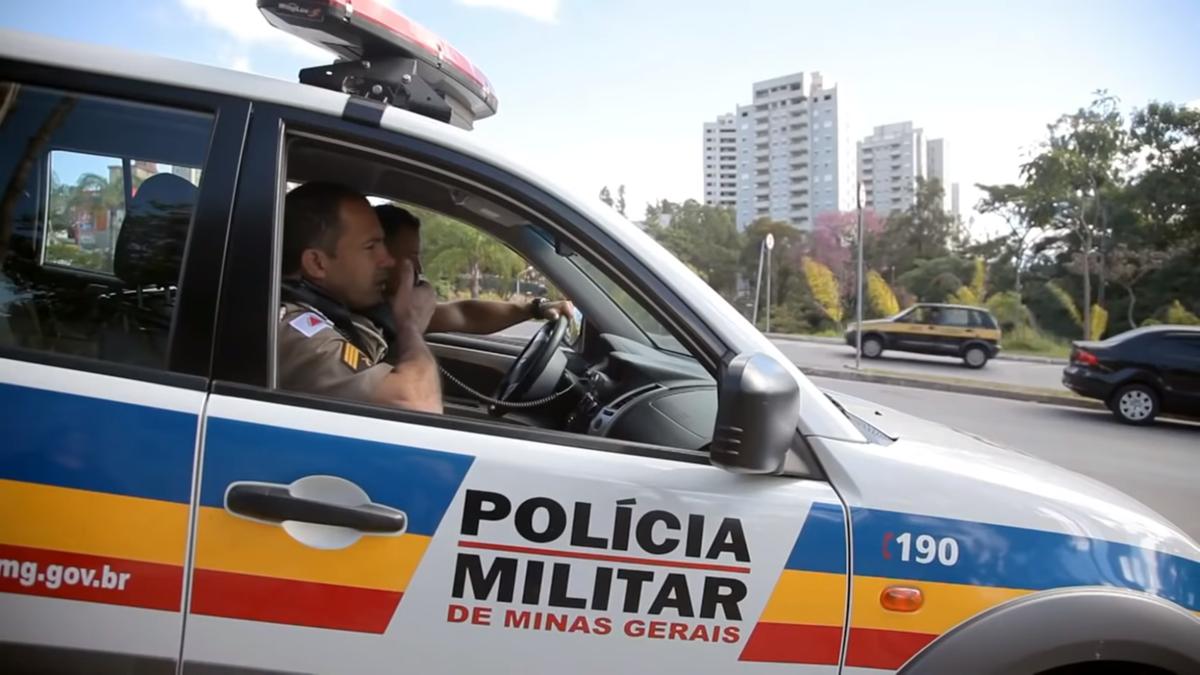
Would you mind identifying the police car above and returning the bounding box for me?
[0,2,1197,673]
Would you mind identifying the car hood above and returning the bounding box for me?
[821,389,1200,559]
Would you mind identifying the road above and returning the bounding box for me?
[814,376,1200,542]
[501,323,1067,391]
[779,338,1066,390]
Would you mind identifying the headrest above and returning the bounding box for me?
[113,173,198,286]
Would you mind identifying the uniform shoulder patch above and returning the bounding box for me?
[341,342,368,372]
[289,311,330,338]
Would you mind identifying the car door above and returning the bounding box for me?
[177,105,850,674]
[889,307,937,352]
[1157,332,1200,414]
[0,63,245,670]
[930,307,973,355]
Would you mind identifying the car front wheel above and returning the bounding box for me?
[962,345,989,369]
[1110,383,1159,425]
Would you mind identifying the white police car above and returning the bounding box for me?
[0,2,1197,673]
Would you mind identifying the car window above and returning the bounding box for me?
[935,308,971,327]
[1162,334,1200,360]
[0,81,213,369]
[568,254,686,354]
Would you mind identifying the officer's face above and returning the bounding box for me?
[317,197,395,310]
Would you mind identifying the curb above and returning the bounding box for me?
[801,365,1106,412]
[766,333,1068,365]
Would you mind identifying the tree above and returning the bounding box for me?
[866,270,900,318]
[599,185,614,208]
[1103,244,1170,329]
[875,177,957,281]
[739,218,805,310]
[811,209,884,296]
[1128,102,1200,244]
[417,208,525,298]
[975,183,1041,293]
[802,257,842,324]
[616,184,627,217]
[896,256,973,302]
[1021,92,1127,339]
[648,200,742,298]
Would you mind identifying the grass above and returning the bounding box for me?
[1000,325,1072,359]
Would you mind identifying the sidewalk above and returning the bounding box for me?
[767,332,1068,365]
[801,363,1104,411]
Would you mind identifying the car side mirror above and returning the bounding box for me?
[710,352,801,475]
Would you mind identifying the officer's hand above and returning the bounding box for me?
[538,300,575,321]
[392,259,437,333]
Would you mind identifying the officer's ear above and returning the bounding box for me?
[299,247,330,280]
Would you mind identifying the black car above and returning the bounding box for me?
[1062,325,1200,424]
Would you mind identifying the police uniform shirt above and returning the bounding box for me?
[277,301,391,402]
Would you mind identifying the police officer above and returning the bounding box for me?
[374,204,575,333]
[277,182,442,414]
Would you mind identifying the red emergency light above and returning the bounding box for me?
[258,0,498,129]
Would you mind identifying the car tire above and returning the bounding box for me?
[861,335,884,359]
[1109,383,1159,425]
[962,345,989,369]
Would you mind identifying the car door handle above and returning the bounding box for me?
[225,482,406,534]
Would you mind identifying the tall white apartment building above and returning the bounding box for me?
[704,71,853,231]
[702,113,738,209]
[857,122,925,216]
[926,138,945,185]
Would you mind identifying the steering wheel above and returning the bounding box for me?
[488,315,570,416]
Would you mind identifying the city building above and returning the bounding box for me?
[926,137,945,185]
[856,122,933,216]
[705,71,853,231]
[702,113,738,210]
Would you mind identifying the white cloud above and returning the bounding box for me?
[456,0,559,23]
[178,0,327,59]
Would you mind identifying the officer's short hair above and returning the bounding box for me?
[375,204,421,240]
[282,181,364,276]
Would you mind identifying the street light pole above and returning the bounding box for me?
[764,233,775,333]
[855,181,865,370]
[752,242,765,327]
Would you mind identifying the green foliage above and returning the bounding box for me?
[44,240,107,272]
[802,257,842,324]
[985,291,1033,331]
[411,205,525,298]
[1001,325,1071,358]
[648,200,742,299]
[739,218,804,309]
[866,270,900,318]
[874,178,958,279]
[1161,300,1200,325]
[1044,281,1082,328]
[1089,304,1108,340]
[896,256,972,301]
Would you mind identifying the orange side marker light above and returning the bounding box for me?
[881,586,923,612]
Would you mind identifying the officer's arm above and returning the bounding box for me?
[427,299,574,334]
[375,322,443,414]
[427,300,527,334]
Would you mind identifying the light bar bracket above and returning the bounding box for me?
[299,57,452,125]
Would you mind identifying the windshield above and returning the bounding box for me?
[569,256,688,354]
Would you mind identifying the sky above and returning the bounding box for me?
[7,0,1200,238]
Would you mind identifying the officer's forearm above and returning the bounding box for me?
[376,325,442,413]
[428,300,528,334]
